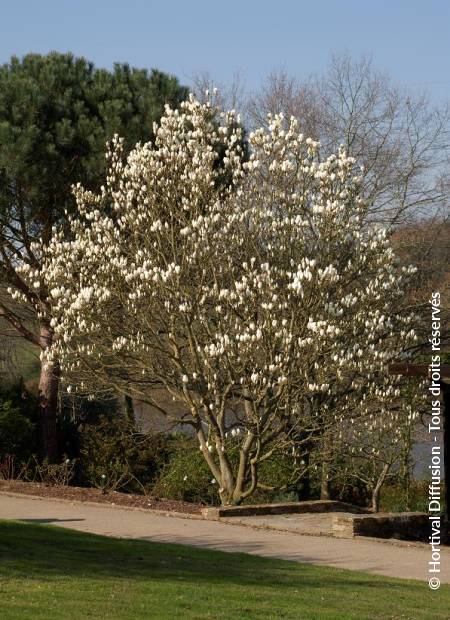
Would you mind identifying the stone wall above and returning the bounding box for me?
[202,500,369,520]
[332,512,429,540]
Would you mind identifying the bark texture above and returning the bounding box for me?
[37,324,59,462]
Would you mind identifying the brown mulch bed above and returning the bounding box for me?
[0,480,202,515]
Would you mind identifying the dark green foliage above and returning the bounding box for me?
[0,379,39,423]
[76,411,172,493]
[56,392,121,460]
[316,451,372,507]
[0,401,34,461]
[153,435,220,504]
[380,479,434,513]
[0,52,188,461]
[0,52,188,234]
[243,449,306,505]
[0,380,37,463]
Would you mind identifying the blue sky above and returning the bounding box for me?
[1,0,449,103]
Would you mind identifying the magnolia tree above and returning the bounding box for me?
[326,378,427,510]
[17,96,419,505]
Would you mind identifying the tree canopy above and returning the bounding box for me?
[22,96,420,504]
[0,52,188,256]
[0,51,188,459]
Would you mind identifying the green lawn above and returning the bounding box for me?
[0,521,448,619]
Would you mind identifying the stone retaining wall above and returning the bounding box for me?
[332,512,429,540]
[202,500,369,520]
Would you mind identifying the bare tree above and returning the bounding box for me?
[190,70,248,113]
[247,54,450,226]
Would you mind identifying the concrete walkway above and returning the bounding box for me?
[1,491,449,583]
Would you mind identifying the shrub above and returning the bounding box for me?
[380,479,432,513]
[0,399,35,463]
[152,436,219,505]
[23,455,76,486]
[243,449,306,504]
[154,439,315,506]
[0,380,38,479]
[77,411,171,493]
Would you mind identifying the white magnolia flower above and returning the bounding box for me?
[29,94,419,506]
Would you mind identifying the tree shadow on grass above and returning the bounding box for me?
[0,520,430,596]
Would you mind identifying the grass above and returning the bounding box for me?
[0,521,448,620]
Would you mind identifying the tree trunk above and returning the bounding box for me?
[37,324,59,462]
[320,458,331,500]
[298,450,310,500]
[320,431,332,500]
[371,463,390,513]
[124,395,135,425]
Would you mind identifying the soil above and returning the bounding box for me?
[0,480,202,515]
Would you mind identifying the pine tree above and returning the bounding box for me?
[0,52,187,460]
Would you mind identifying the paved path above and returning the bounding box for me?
[1,492,449,583]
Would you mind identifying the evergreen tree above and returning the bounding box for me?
[0,52,188,460]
